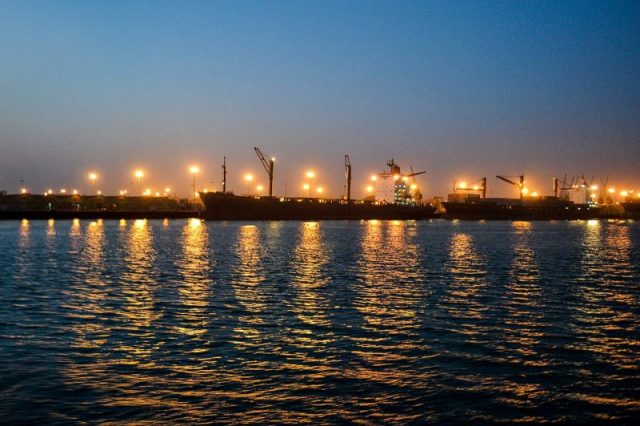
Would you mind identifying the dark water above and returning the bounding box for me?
[1,219,639,423]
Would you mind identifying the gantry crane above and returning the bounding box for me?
[496,175,525,199]
[254,147,274,197]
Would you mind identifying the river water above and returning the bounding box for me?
[1,219,639,423]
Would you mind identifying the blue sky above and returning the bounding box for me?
[1,0,639,198]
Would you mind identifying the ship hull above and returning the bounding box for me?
[442,199,599,220]
[199,193,438,220]
[622,201,640,219]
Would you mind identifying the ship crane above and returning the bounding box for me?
[496,175,525,199]
[453,177,487,199]
[344,155,352,202]
[554,175,593,200]
[554,175,576,198]
[254,147,274,197]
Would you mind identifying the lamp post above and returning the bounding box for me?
[245,173,254,195]
[190,166,200,200]
[134,170,144,196]
[88,172,98,194]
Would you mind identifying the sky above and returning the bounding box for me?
[1,0,639,199]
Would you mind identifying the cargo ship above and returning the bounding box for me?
[442,196,599,220]
[442,175,601,220]
[199,154,437,220]
[621,199,640,219]
[199,193,437,220]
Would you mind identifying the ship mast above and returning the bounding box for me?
[344,155,352,202]
[222,156,227,195]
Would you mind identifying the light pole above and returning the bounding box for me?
[134,170,144,196]
[88,172,98,194]
[245,173,254,195]
[190,166,200,200]
[304,170,316,197]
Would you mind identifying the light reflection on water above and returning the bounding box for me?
[0,219,639,423]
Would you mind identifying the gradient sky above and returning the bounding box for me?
[1,0,639,198]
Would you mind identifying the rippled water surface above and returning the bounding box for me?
[1,219,639,423]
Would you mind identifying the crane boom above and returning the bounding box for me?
[254,147,274,197]
[496,175,525,199]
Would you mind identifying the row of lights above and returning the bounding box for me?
[242,169,325,196]
[20,167,194,198]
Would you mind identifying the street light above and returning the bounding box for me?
[306,170,315,179]
[245,173,254,195]
[190,165,200,199]
[256,184,264,193]
[303,183,311,197]
[88,172,98,194]
[134,170,144,196]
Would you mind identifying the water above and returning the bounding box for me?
[1,218,639,423]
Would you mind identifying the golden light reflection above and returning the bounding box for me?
[175,218,212,338]
[19,219,29,248]
[445,232,488,320]
[289,222,331,328]
[573,221,637,370]
[70,218,81,237]
[348,220,425,388]
[499,221,545,365]
[231,224,267,347]
[47,218,56,237]
[62,216,106,344]
[120,218,159,331]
